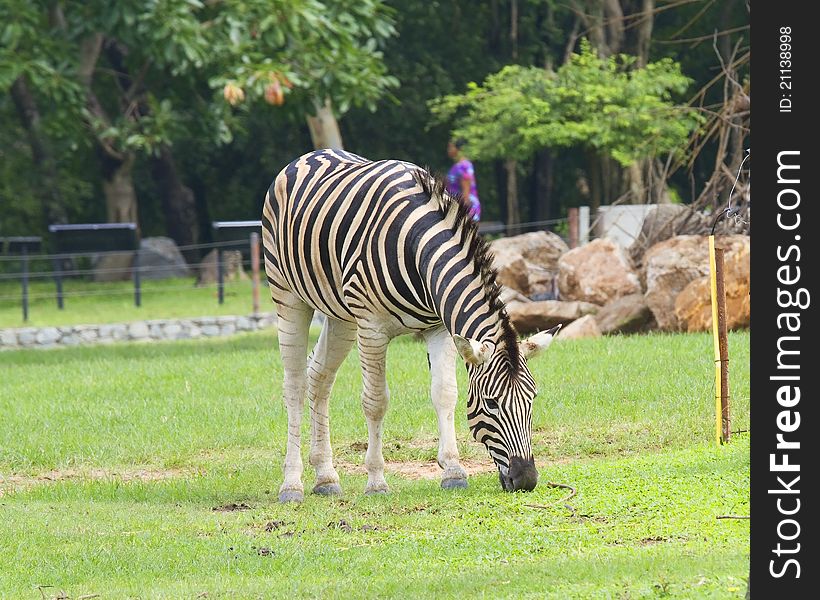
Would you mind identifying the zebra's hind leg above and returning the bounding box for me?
[356,326,391,495]
[276,297,315,503]
[307,317,357,496]
[424,327,468,490]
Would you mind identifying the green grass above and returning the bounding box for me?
[0,330,750,598]
[0,277,266,328]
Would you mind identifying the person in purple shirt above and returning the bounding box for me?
[446,138,481,221]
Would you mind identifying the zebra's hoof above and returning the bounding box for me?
[278,489,304,504]
[313,482,343,496]
[441,477,468,490]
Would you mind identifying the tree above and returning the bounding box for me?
[0,0,85,228]
[1,0,398,250]
[429,40,702,219]
[211,0,398,150]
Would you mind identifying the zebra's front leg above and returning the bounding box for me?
[276,299,314,503]
[424,327,468,489]
[357,327,391,494]
[307,317,357,496]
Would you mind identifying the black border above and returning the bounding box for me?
[751,3,815,596]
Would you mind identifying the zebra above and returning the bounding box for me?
[261,149,560,502]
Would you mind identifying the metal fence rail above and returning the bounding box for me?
[1,217,570,323]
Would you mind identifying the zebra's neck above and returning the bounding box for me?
[413,206,516,359]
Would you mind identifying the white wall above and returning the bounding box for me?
[593,204,656,247]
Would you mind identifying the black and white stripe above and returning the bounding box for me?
[262,149,556,496]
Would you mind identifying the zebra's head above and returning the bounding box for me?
[454,324,561,492]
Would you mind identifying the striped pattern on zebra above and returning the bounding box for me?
[262,149,559,502]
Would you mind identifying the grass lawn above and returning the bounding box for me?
[0,330,750,598]
[0,277,265,329]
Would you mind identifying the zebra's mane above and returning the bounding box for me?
[413,168,521,370]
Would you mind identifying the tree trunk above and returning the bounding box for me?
[633,0,654,67]
[79,33,140,227]
[532,149,553,223]
[504,158,520,235]
[719,0,745,207]
[93,153,138,282]
[306,98,344,149]
[603,0,625,54]
[99,153,138,225]
[151,146,200,263]
[587,152,602,212]
[510,0,518,60]
[9,75,68,226]
[494,160,508,224]
[489,0,502,56]
[577,1,607,56]
[626,162,645,204]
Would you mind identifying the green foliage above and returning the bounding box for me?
[430,40,704,166]
[1,0,750,237]
[0,1,80,103]
[0,0,399,233]
[208,0,399,116]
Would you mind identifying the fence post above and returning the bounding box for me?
[217,247,224,305]
[133,248,141,307]
[21,245,30,322]
[54,256,64,309]
[579,206,590,245]
[709,235,731,444]
[568,207,579,248]
[250,232,260,315]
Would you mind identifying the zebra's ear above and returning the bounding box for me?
[453,335,493,365]
[519,324,562,361]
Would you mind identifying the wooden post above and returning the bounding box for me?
[709,236,731,444]
[715,246,731,442]
[250,232,260,315]
[568,207,579,249]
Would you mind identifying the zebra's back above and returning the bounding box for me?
[262,149,442,330]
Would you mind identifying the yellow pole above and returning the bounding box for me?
[709,235,721,446]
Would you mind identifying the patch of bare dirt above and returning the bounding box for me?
[212,502,252,512]
[327,519,383,533]
[334,458,496,480]
[334,456,572,480]
[639,535,671,545]
[0,467,192,496]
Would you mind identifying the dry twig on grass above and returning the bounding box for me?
[524,481,578,516]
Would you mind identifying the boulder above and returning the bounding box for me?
[491,231,568,269]
[557,314,601,340]
[594,293,655,334]
[674,237,751,332]
[557,238,641,305]
[491,249,530,295]
[499,285,531,311]
[138,237,191,280]
[507,300,598,335]
[92,253,133,282]
[490,231,568,297]
[643,234,749,331]
[196,249,248,286]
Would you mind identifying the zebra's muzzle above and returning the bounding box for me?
[498,456,538,492]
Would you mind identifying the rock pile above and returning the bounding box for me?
[490,227,750,341]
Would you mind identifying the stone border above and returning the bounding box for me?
[0,313,280,350]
